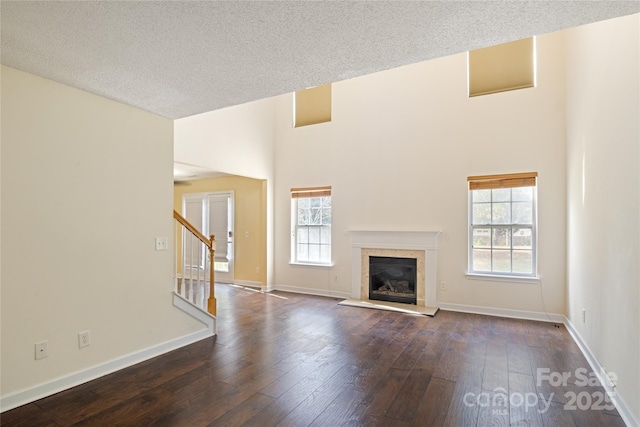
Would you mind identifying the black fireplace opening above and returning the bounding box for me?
[369,256,417,305]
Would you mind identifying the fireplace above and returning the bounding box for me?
[349,230,440,308]
[369,256,417,304]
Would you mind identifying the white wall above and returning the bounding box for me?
[174,99,276,288]
[566,14,639,423]
[273,31,567,315]
[174,99,275,181]
[0,67,204,401]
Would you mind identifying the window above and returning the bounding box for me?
[468,37,535,97]
[468,173,537,277]
[291,186,332,265]
[294,84,332,127]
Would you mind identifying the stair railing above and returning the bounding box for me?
[173,210,217,316]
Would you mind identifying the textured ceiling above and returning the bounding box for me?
[2,1,638,119]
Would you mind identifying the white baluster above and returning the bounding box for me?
[174,221,179,294]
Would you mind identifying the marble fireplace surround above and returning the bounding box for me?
[350,230,440,308]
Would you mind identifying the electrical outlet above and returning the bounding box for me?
[582,309,586,323]
[334,275,339,282]
[606,370,618,388]
[440,282,446,290]
[255,266,260,274]
[35,340,48,360]
[155,237,168,251]
[78,330,91,348]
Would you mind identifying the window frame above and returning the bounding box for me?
[290,186,333,266]
[467,173,538,279]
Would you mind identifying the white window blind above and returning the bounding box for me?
[208,195,229,262]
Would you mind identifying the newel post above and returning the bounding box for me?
[208,234,217,316]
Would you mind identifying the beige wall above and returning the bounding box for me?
[566,14,639,422]
[273,30,568,313]
[0,66,204,397]
[173,175,267,286]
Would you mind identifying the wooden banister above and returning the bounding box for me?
[173,210,211,247]
[173,210,217,316]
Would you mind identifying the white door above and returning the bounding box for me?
[183,191,234,284]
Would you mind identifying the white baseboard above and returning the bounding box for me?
[273,284,350,300]
[436,302,565,323]
[0,294,215,413]
[0,328,213,413]
[564,316,639,427]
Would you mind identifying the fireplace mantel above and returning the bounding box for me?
[349,230,441,308]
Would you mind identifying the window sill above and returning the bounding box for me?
[466,272,540,284]
[289,262,334,268]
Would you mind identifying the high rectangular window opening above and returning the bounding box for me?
[468,37,536,97]
[294,84,332,127]
[468,172,538,277]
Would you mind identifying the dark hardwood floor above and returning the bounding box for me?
[1,284,625,426]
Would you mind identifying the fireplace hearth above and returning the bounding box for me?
[369,256,417,305]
